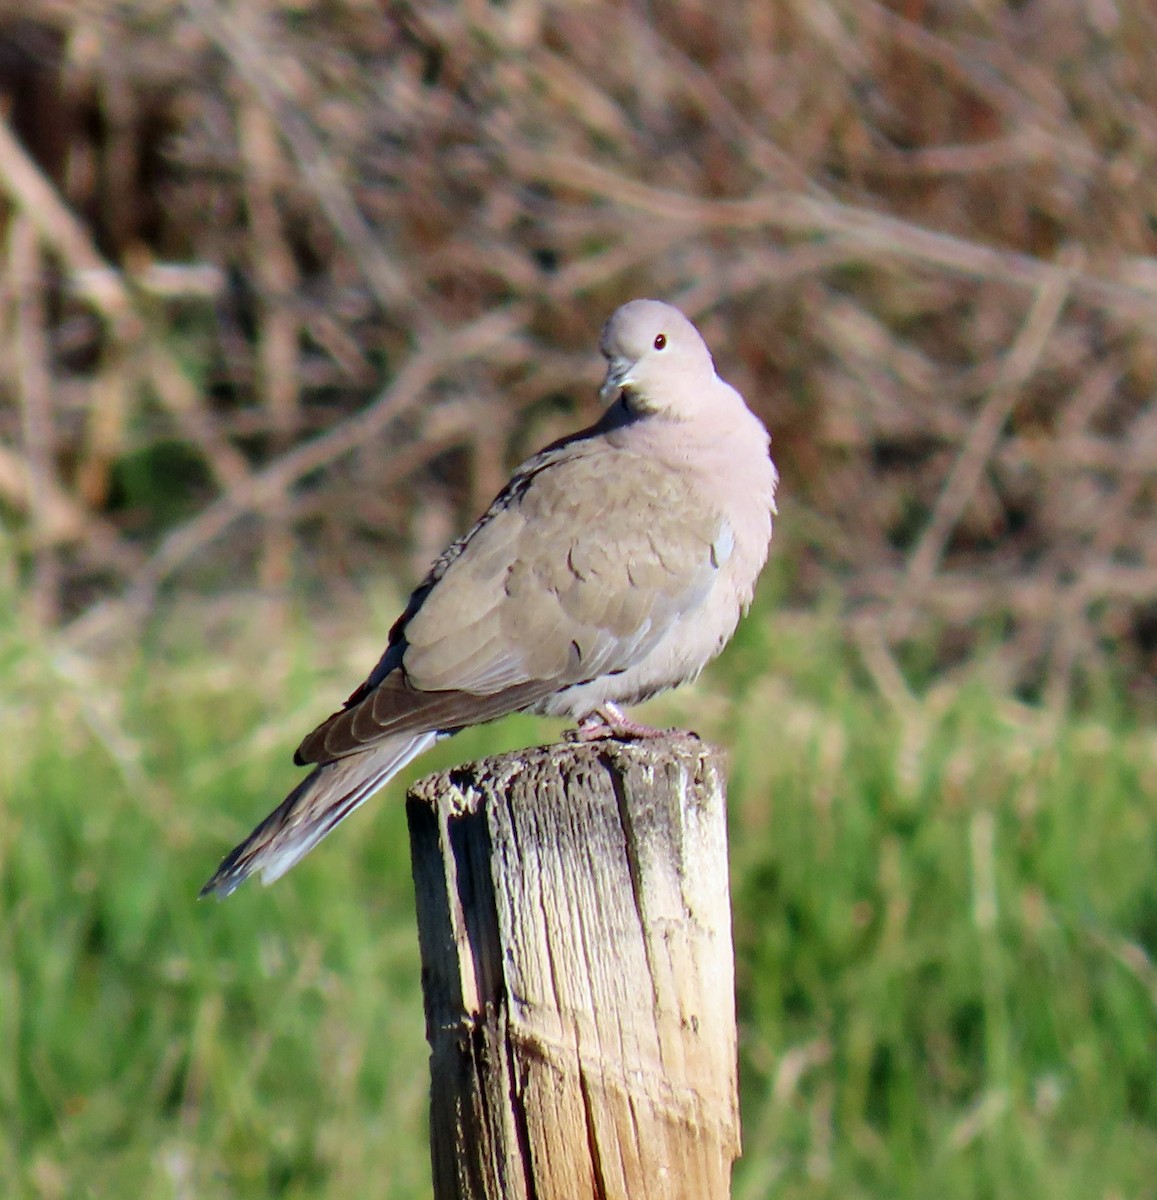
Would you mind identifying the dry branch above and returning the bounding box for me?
[0,0,1154,701]
[887,252,1079,638]
[0,107,253,492]
[61,303,528,646]
[184,0,425,325]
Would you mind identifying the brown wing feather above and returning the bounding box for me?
[296,429,724,766]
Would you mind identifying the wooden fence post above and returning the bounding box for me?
[406,735,740,1200]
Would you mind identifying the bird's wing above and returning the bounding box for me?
[295,434,729,764]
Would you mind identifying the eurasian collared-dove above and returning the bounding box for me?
[201,299,778,897]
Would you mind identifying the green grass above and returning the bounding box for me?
[2,585,1155,1199]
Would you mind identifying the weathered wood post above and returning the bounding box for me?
[406,734,739,1200]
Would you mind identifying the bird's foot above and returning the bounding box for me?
[568,702,671,742]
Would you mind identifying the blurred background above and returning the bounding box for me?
[1,1,1155,1197]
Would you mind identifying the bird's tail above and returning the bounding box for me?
[200,731,440,898]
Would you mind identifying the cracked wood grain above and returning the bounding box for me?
[408,736,739,1200]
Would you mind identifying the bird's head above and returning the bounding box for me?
[598,299,716,417]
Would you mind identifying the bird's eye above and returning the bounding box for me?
[653,333,667,350]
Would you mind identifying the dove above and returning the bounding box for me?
[201,299,778,897]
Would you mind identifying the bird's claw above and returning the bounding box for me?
[567,703,673,743]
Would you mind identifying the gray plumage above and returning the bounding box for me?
[201,300,778,897]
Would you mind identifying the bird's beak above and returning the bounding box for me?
[599,358,633,405]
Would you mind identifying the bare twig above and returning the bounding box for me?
[239,91,301,608]
[0,108,252,492]
[886,252,1080,639]
[10,216,60,619]
[505,150,1157,327]
[0,109,143,330]
[183,0,426,327]
[61,303,529,647]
